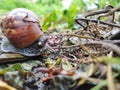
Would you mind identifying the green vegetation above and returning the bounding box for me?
[0,0,120,30]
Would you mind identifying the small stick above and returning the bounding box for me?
[53,40,120,56]
[75,18,120,28]
[85,9,111,18]
[85,6,120,18]
[63,34,95,40]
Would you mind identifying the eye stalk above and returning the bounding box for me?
[38,36,48,48]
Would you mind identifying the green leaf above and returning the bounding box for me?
[91,73,118,90]
[42,11,58,30]
[102,57,120,73]
[91,80,107,90]
[103,57,120,64]
[0,64,24,74]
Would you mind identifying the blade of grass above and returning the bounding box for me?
[90,73,118,90]
[107,63,116,90]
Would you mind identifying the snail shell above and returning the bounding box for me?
[0,8,43,48]
[0,8,47,56]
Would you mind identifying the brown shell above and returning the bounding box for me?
[0,8,43,48]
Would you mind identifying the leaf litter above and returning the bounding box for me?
[0,5,120,90]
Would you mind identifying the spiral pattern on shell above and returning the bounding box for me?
[0,8,43,48]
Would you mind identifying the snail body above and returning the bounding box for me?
[1,8,43,48]
[0,8,47,56]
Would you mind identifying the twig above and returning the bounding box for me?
[53,40,120,48]
[63,34,95,40]
[87,41,120,56]
[75,18,120,28]
[52,40,120,56]
[85,6,120,18]
[0,57,29,63]
[97,7,120,19]
[103,40,120,45]
[85,9,111,18]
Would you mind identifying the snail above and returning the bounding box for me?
[0,8,48,56]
